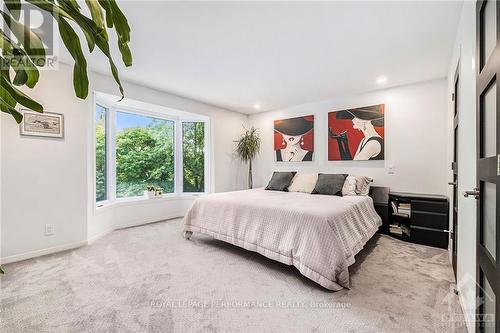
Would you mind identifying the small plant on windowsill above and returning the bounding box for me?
[155,187,164,197]
[145,185,156,199]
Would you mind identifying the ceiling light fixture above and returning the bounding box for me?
[253,103,261,110]
[376,76,388,84]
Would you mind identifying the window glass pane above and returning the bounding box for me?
[183,122,205,192]
[482,82,496,158]
[482,0,497,67]
[116,112,175,198]
[481,272,496,333]
[95,105,107,202]
[482,182,496,259]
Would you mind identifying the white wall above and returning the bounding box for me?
[1,63,248,263]
[1,67,88,263]
[249,79,449,195]
[447,2,477,331]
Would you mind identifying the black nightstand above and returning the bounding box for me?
[369,186,390,234]
[388,192,449,249]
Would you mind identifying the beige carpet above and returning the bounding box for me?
[1,218,466,332]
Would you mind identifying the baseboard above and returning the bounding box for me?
[115,215,183,230]
[0,240,87,265]
[87,227,115,244]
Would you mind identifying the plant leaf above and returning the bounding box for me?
[4,0,21,20]
[25,0,72,20]
[0,31,40,88]
[85,0,105,31]
[0,10,46,66]
[118,41,132,67]
[106,0,130,43]
[0,78,17,106]
[57,1,97,52]
[97,0,114,28]
[57,17,89,98]
[12,65,28,85]
[0,96,23,123]
[63,0,81,10]
[85,0,109,42]
[1,76,43,112]
[94,34,124,99]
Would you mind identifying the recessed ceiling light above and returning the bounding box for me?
[376,76,387,84]
[253,103,261,110]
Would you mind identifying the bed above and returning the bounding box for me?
[182,188,382,291]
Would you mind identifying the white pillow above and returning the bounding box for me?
[288,173,318,193]
[354,175,373,196]
[342,176,357,196]
[342,175,373,196]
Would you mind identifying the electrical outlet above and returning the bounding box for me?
[45,224,55,236]
[388,165,396,175]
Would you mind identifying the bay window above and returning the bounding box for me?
[94,101,208,205]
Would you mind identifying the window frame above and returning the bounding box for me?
[180,121,208,193]
[93,100,210,209]
[94,103,110,207]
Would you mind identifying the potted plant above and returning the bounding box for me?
[144,185,156,199]
[235,127,261,189]
[155,187,164,197]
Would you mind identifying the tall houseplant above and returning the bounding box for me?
[235,127,261,189]
[0,0,132,123]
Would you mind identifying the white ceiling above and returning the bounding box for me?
[61,1,463,114]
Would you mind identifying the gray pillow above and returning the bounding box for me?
[312,174,348,196]
[265,172,296,191]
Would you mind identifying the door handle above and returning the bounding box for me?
[463,188,480,199]
[448,182,457,186]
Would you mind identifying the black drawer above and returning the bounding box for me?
[412,199,448,214]
[411,211,448,230]
[410,227,449,249]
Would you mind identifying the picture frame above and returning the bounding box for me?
[328,104,384,161]
[274,115,314,162]
[20,110,64,138]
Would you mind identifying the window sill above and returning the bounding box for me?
[94,192,207,214]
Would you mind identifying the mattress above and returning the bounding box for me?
[183,188,382,290]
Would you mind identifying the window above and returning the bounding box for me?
[182,122,205,192]
[95,105,107,202]
[115,112,175,198]
[94,100,209,205]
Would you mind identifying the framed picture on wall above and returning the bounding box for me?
[20,110,64,138]
[274,115,314,162]
[328,104,384,161]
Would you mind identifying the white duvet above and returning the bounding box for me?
[183,188,382,290]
